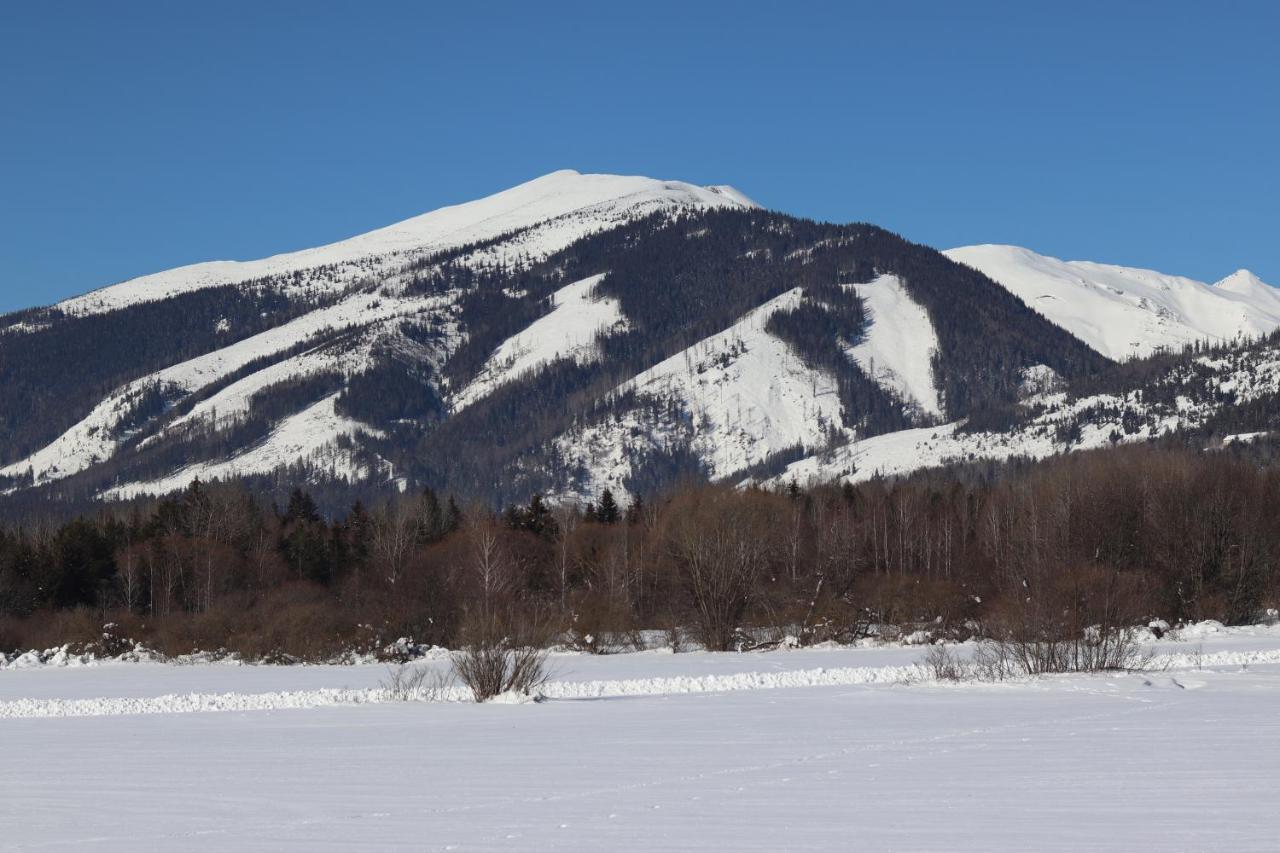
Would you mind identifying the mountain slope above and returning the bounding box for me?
[0,182,1106,511]
[451,273,623,412]
[767,328,1280,490]
[0,172,754,481]
[847,274,941,418]
[944,244,1280,360]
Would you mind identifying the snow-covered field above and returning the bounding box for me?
[3,626,1279,850]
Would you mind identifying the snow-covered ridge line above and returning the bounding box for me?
[944,244,1280,360]
[5,647,1277,719]
[56,171,756,316]
[101,393,389,501]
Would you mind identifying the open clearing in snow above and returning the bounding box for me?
[452,274,622,411]
[2,628,1278,851]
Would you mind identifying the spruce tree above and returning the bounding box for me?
[625,494,645,525]
[597,488,620,524]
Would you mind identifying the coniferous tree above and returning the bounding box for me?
[285,488,321,525]
[418,488,446,543]
[597,489,620,524]
[445,496,463,534]
[625,494,645,525]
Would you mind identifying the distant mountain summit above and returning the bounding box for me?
[0,172,1275,514]
[943,244,1280,360]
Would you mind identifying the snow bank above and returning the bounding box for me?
[6,645,1279,719]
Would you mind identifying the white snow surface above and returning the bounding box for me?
[1215,267,1280,315]
[557,289,849,495]
[768,388,1158,489]
[57,171,756,316]
[0,292,445,485]
[452,274,623,411]
[104,393,386,500]
[766,336,1280,488]
[4,643,1279,718]
[618,288,849,475]
[2,626,1279,850]
[847,274,942,417]
[945,244,1280,360]
[163,342,366,433]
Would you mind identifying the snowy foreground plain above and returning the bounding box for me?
[3,626,1279,851]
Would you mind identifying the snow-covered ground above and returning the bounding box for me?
[452,274,624,411]
[847,274,941,417]
[553,288,850,497]
[104,393,391,500]
[3,625,1278,850]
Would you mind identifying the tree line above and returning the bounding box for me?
[1,441,1277,660]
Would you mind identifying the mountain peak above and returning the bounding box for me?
[1215,269,1271,291]
[53,170,755,317]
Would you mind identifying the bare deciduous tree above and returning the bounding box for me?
[663,488,779,651]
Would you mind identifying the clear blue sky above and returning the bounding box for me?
[2,1,1277,312]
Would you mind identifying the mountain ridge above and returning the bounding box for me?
[943,244,1280,360]
[53,170,758,317]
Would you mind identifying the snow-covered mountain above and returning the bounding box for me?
[0,171,758,497]
[0,171,1276,513]
[766,330,1280,490]
[944,244,1280,360]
